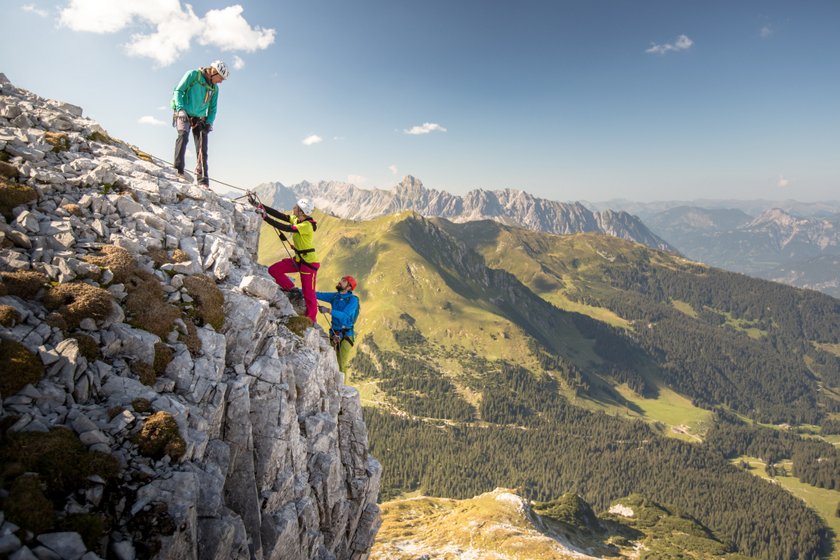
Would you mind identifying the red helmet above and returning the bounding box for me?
[342,275,357,290]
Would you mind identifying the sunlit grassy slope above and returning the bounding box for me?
[258,211,714,435]
[372,488,754,560]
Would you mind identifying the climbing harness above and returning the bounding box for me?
[245,191,330,326]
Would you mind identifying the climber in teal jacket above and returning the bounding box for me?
[171,60,229,187]
[316,275,360,372]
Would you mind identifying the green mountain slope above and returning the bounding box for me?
[258,211,840,560]
[372,488,753,560]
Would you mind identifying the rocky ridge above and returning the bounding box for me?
[255,176,674,252]
[0,74,380,560]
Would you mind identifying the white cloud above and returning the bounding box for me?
[404,122,447,135]
[21,4,48,17]
[646,34,694,55]
[347,175,366,185]
[58,0,275,67]
[302,134,322,146]
[138,115,167,126]
[388,164,398,175]
[777,175,791,188]
[232,55,245,70]
[760,25,774,39]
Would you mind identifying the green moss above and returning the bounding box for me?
[132,398,152,413]
[4,474,54,534]
[0,304,21,327]
[0,339,44,397]
[183,274,225,331]
[136,411,186,461]
[0,179,37,220]
[43,282,114,330]
[287,316,313,337]
[0,270,49,299]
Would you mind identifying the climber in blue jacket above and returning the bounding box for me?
[316,275,359,373]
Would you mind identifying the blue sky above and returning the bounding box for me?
[2,0,838,202]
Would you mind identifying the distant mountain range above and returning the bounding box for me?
[645,206,840,297]
[253,177,840,297]
[254,176,674,252]
[585,198,840,220]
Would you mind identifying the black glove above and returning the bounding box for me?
[205,123,213,133]
[246,192,259,207]
[318,305,330,314]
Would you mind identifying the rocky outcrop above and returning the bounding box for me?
[0,76,380,559]
[256,176,674,252]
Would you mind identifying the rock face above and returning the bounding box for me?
[255,176,674,252]
[0,79,380,559]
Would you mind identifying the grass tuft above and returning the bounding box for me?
[0,339,44,396]
[183,274,225,331]
[43,282,113,330]
[0,179,37,220]
[0,270,49,299]
[0,304,21,327]
[135,411,186,461]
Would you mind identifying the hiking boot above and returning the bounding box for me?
[282,287,303,300]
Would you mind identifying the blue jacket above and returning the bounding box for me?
[316,291,359,338]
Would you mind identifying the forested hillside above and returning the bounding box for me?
[258,212,840,560]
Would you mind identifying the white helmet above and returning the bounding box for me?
[296,198,314,215]
[209,60,229,80]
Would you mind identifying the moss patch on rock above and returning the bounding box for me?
[44,131,70,153]
[61,203,82,216]
[124,275,181,340]
[82,245,137,284]
[131,398,152,413]
[183,274,225,331]
[0,270,49,299]
[0,179,37,220]
[146,247,172,268]
[59,513,107,550]
[131,361,156,386]
[136,411,186,461]
[0,339,44,397]
[0,304,21,327]
[3,474,54,534]
[72,334,100,361]
[153,342,173,375]
[0,427,120,503]
[43,282,113,330]
[171,249,189,263]
[286,316,313,337]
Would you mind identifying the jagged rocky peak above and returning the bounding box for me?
[0,77,380,559]
[393,175,424,197]
[272,176,674,252]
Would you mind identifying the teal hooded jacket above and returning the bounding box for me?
[171,69,219,125]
